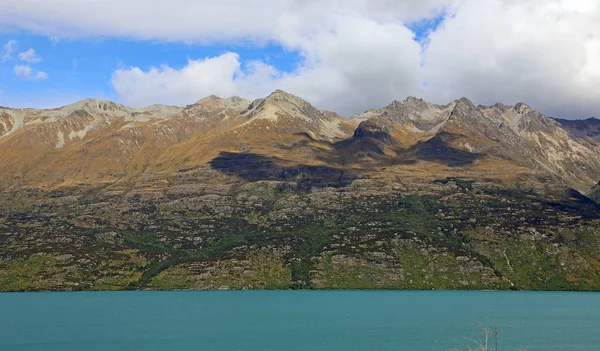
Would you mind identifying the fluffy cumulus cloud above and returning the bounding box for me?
[273,14,423,114]
[1,0,600,118]
[18,48,42,63]
[14,64,48,80]
[112,53,248,107]
[1,40,17,62]
[0,0,456,41]
[422,0,600,118]
[113,14,422,115]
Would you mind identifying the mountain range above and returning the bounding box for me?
[0,90,598,292]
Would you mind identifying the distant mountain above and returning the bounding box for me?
[348,97,600,191]
[0,91,358,188]
[553,117,600,145]
[0,92,597,191]
[0,91,598,292]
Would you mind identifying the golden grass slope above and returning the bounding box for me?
[0,90,598,194]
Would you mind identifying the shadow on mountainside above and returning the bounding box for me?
[209,152,357,190]
[543,188,600,219]
[212,130,485,187]
[333,130,483,167]
[402,132,483,166]
[332,120,402,160]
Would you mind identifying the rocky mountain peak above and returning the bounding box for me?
[455,97,476,107]
[514,102,532,115]
[350,95,453,129]
[447,97,478,118]
[490,102,511,111]
[188,95,224,108]
[402,96,431,110]
[266,89,291,99]
[249,89,323,121]
[220,96,251,110]
[182,95,250,117]
[263,89,309,106]
[233,90,349,140]
[68,99,127,113]
[404,96,427,104]
[383,97,435,116]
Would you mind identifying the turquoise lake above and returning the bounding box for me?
[0,291,598,350]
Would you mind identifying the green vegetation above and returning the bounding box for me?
[0,256,60,292]
[0,178,599,292]
[244,212,270,228]
[434,177,475,191]
[149,250,292,290]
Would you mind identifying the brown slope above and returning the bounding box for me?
[349,97,600,191]
[340,97,453,162]
[0,91,357,189]
[148,90,357,177]
[0,100,182,188]
[480,103,600,190]
[0,92,598,194]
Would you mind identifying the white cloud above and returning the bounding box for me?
[112,53,245,107]
[2,0,600,118]
[110,11,423,115]
[273,14,423,115]
[35,71,48,80]
[18,48,42,63]
[14,64,32,76]
[422,0,600,118]
[0,1,455,41]
[112,15,421,115]
[14,64,48,80]
[1,40,17,62]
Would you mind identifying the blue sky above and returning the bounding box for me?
[407,12,448,44]
[0,16,442,109]
[0,34,306,107]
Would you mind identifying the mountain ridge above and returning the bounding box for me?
[1,90,598,192]
[2,93,597,122]
[1,90,599,292]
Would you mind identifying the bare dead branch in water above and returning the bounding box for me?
[449,320,525,351]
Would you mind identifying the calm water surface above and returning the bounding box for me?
[0,291,598,351]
